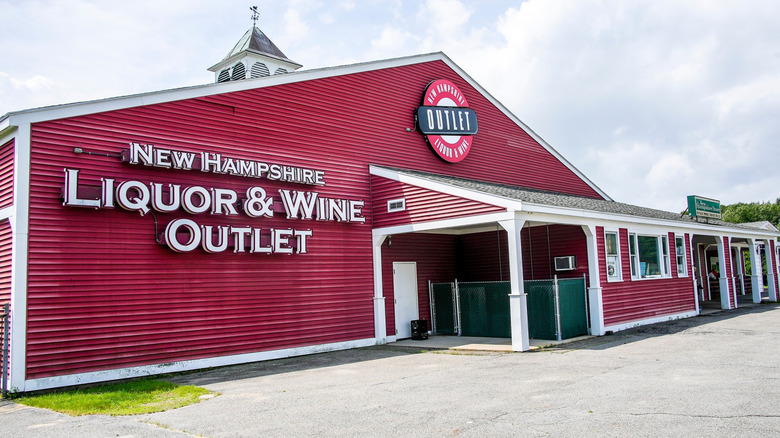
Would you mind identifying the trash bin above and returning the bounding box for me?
[411,319,428,340]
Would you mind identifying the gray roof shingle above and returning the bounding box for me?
[379,166,773,232]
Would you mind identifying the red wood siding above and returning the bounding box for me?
[522,225,588,281]
[380,233,456,336]
[0,139,13,209]
[24,59,606,379]
[370,175,505,228]
[22,62,598,378]
[456,230,509,282]
[600,228,695,327]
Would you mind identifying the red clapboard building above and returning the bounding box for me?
[1,27,778,391]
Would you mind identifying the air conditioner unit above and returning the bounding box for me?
[554,256,577,271]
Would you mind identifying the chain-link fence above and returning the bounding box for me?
[429,281,456,335]
[430,277,588,341]
[458,282,511,338]
[524,279,557,340]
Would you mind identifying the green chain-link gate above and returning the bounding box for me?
[431,276,588,341]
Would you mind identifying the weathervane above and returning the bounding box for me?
[250,6,259,27]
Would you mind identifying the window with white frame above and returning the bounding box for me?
[605,231,621,281]
[661,235,670,276]
[675,236,688,276]
[628,233,672,279]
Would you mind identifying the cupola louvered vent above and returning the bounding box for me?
[231,63,246,80]
[251,62,270,78]
[209,26,301,83]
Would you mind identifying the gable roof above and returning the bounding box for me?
[0,52,608,200]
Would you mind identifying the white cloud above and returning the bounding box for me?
[1,0,778,211]
[1,73,53,92]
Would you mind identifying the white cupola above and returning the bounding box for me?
[208,26,302,83]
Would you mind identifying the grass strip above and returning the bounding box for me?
[16,378,213,416]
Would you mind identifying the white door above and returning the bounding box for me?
[393,262,419,339]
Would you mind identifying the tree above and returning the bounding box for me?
[721,198,780,228]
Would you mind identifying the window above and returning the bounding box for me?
[661,235,670,276]
[387,198,406,213]
[629,233,638,278]
[628,233,672,279]
[675,237,688,276]
[605,231,621,281]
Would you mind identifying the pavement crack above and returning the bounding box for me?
[622,412,780,419]
[141,419,208,437]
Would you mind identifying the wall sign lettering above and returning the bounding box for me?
[62,142,366,255]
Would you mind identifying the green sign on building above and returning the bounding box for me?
[687,195,721,219]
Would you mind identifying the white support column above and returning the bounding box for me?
[764,240,777,302]
[715,236,731,310]
[499,216,529,352]
[688,234,700,314]
[735,248,745,296]
[9,123,31,392]
[748,239,762,303]
[371,233,387,344]
[582,225,605,335]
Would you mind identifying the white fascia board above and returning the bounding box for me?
[21,337,377,392]
[521,202,780,239]
[4,52,447,126]
[369,165,524,211]
[372,211,515,237]
[435,55,612,202]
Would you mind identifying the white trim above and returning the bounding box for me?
[8,122,31,392]
[499,215,530,352]
[0,206,12,220]
[582,225,604,335]
[20,337,378,392]
[386,335,398,343]
[627,232,674,280]
[372,234,387,343]
[522,203,780,239]
[604,310,699,333]
[372,211,515,237]
[604,229,622,282]
[674,234,689,278]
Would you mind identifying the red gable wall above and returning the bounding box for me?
[25,60,603,378]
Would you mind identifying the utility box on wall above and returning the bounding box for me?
[554,256,577,271]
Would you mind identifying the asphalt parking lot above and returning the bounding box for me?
[2,303,780,437]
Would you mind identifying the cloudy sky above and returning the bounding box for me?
[1,0,778,213]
